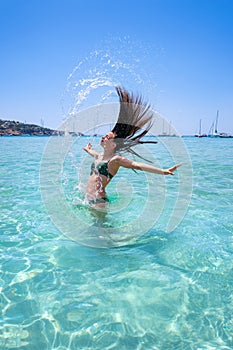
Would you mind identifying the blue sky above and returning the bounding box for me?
[0,0,232,135]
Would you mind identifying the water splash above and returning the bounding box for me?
[61,37,159,118]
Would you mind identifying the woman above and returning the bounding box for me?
[83,87,181,206]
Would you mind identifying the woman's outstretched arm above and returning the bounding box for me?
[83,143,100,158]
[113,156,182,175]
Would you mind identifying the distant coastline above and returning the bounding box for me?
[0,119,64,136]
[1,119,232,138]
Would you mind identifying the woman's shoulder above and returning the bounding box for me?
[110,155,133,166]
[110,155,124,163]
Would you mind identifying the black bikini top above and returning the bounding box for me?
[90,161,114,179]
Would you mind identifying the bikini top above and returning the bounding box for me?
[90,160,114,179]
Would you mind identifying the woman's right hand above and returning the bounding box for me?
[83,143,100,158]
[83,143,92,152]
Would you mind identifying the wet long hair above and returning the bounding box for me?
[111,86,157,159]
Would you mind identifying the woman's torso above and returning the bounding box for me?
[85,158,118,201]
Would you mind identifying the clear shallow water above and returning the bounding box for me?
[0,136,233,349]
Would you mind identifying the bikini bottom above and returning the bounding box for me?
[88,197,109,205]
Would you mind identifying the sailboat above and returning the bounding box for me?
[195,119,207,138]
[208,110,233,138]
[158,119,168,137]
[158,120,178,137]
[208,110,220,138]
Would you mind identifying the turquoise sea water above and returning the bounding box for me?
[0,136,232,349]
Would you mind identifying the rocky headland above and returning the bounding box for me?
[0,119,64,136]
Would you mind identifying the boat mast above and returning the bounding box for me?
[199,119,202,135]
[215,110,219,134]
[162,119,165,135]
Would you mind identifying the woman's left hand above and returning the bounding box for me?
[164,163,182,175]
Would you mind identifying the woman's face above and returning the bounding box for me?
[100,131,116,148]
